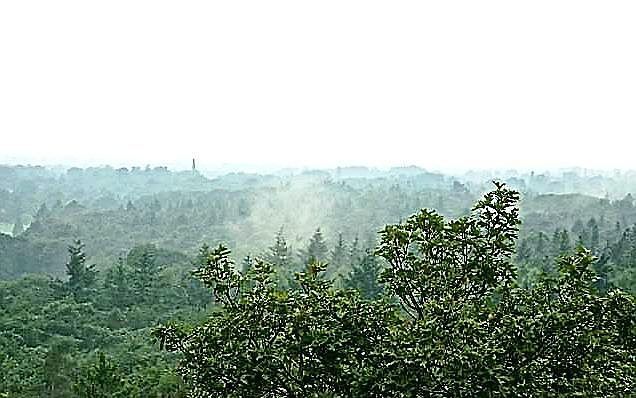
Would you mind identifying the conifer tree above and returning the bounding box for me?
[73,352,121,398]
[241,255,254,274]
[344,249,383,298]
[572,218,589,247]
[65,240,97,298]
[103,257,133,308]
[330,232,348,276]
[551,229,571,258]
[349,236,363,265]
[128,245,158,301]
[266,227,297,287]
[299,228,328,265]
[266,227,291,269]
[587,217,600,251]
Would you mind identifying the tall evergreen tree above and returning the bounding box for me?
[572,218,589,247]
[344,249,383,299]
[73,352,121,398]
[65,240,97,298]
[551,229,571,259]
[103,257,133,308]
[349,236,363,266]
[241,255,254,274]
[266,227,296,287]
[128,245,158,301]
[587,217,600,252]
[299,228,328,265]
[330,232,348,276]
[266,227,291,269]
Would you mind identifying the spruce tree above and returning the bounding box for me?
[241,255,254,274]
[65,240,97,299]
[344,249,383,298]
[266,227,291,269]
[128,245,158,301]
[587,217,600,251]
[330,232,348,276]
[349,236,363,266]
[299,228,328,265]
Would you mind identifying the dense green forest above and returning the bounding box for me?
[1,165,636,396]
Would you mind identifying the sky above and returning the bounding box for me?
[1,1,635,172]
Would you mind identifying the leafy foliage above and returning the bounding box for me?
[157,183,636,397]
[156,246,397,397]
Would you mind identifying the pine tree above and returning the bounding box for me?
[266,228,298,288]
[65,240,97,298]
[593,247,613,293]
[551,229,571,258]
[344,249,383,299]
[572,219,589,247]
[104,257,132,308]
[299,228,328,266]
[73,352,121,398]
[349,236,363,266]
[559,229,572,254]
[266,227,291,269]
[128,245,158,301]
[241,255,254,274]
[43,340,73,397]
[587,217,600,252]
[330,232,348,275]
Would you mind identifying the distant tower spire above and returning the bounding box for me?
[192,158,196,172]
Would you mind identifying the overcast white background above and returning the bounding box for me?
[1,1,635,172]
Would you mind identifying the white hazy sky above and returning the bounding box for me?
[1,1,635,172]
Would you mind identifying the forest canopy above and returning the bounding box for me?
[156,183,635,397]
[1,166,636,397]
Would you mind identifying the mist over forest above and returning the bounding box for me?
[3,0,636,393]
[1,162,636,396]
[4,163,636,278]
